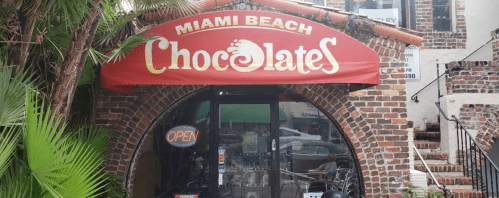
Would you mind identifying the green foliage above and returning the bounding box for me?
[0,67,122,197]
[0,126,19,178]
[400,186,450,198]
[0,160,43,198]
[0,0,202,197]
[106,34,158,63]
[0,68,31,126]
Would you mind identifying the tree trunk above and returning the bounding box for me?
[7,0,42,75]
[50,0,101,126]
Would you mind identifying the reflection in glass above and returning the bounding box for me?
[278,98,359,198]
[218,104,272,198]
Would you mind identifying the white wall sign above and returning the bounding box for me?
[359,8,399,25]
[404,45,420,80]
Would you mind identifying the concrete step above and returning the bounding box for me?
[415,164,463,172]
[428,176,473,186]
[415,160,448,165]
[414,140,440,150]
[415,151,448,160]
[427,171,464,177]
[414,131,441,142]
[428,184,473,190]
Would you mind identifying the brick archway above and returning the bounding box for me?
[101,83,392,196]
[97,36,410,197]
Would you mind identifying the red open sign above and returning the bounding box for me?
[175,195,198,198]
[166,126,199,147]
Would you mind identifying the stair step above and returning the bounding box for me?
[428,176,473,186]
[414,140,440,150]
[425,188,483,198]
[415,164,463,172]
[428,184,473,190]
[415,131,441,141]
[415,151,448,160]
[415,160,448,165]
[428,172,464,177]
[451,189,483,198]
[425,123,440,132]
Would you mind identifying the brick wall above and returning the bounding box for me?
[325,0,345,10]
[95,2,413,197]
[415,0,466,49]
[459,104,499,131]
[348,38,410,194]
[446,61,499,94]
[475,110,499,152]
[492,28,499,65]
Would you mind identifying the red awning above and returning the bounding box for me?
[101,10,379,94]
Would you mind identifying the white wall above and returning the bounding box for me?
[406,0,499,130]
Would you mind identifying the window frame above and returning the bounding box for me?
[432,0,452,32]
[344,0,411,29]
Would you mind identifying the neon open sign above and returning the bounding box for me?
[166,126,199,147]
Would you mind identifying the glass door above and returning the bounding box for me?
[212,95,280,198]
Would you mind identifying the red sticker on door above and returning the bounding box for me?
[219,153,225,164]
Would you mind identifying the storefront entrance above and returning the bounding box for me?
[152,85,361,198]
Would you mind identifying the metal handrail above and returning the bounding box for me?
[435,102,499,171]
[452,116,499,172]
[435,102,456,122]
[412,144,444,188]
[435,102,499,197]
[411,73,446,103]
[413,144,453,197]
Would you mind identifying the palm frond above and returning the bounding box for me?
[88,48,107,65]
[66,124,112,159]
[52,141,108,198]
[106,34,157,64]
[0,126,19,178]
[40,0,97,30]
[24,89,70,198]
[0,161,43,198]
[100,173,129,198]
[97,0,149,49]
[124,0,201,16]
[78,60,96,87]
[0,67,31,126]
[51,125,113,197]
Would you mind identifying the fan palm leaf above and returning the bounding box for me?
[0,126,19,178]
[0,68,31,126]
[49,125,112,198]
[24,89,70,198]
[49,141,107,198]
[0,159,43,198]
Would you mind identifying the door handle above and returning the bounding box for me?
[272,139,276,151]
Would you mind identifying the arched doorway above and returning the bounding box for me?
[130,85,364,198]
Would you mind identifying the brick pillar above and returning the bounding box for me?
[492,28,499,65]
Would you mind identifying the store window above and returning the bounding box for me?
[151,87,362,198]
[432,0,451,31]
[154,90,211,198]
[278,91,360,198]
[346,0,417,30]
